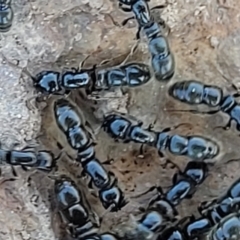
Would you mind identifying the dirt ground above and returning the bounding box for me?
[1,0,240,239]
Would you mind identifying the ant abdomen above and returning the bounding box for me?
[0,0,13,32]
[169,80,223,107]
[151,53,175,81]
[148,35,170,57]
[94,62,151,90]
[169,135,219,160]
[54,175,99,239]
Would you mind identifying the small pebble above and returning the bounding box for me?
[210,36,219,48]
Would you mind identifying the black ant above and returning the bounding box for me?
[54,98,127,212]
[54,175,116,239]
[168,80,240,132]
[102,112,219,161]
[25,44,151,97]
[0,0,13,32]
[118,0,175,81]
[115,161,209,239]
[198,177,240,224]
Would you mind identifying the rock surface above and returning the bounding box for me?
[1,0,240,239]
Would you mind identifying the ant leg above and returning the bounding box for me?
[164,159,181,171]
[162,159,182,183]
[147,123,155,131]
[198,199,217,214]
[98,59,111,66]
[230,83,240,97]
[0,177,17,186]
[63,90,71,99]
[120,40,140,66]
[84,120,98,141]
[122,16,135,26]
[102,157,115,165]
[85,124,101,138]
[159,18,170,36]
[78,54,91,71]
[11,166,18,177]
[158,151,165,158]
[135,27,141,40]
[21,146,35,152]
[229,197,240,211]
[99,203,118,223]
[48,174,60,181]
[23,138,40,149]
[184,189,197,200]
[161,122,192,133]
[106,13,121,27]
[53,149,65,163]
[233,93,240,98]
[139,144,145,155]
[213,119,231,131]
[92,211,102,228]
[119,112,143,126]
[146,117,158,131]
[7,141,21,151]
[130,185,162,199]
[145,188,168,210]
[151,4,166,11]
[26,95,38,111]
[97,41,139,69]
[216,69,240,95]
[118,3,132,12]
[222,158,240,166]
[70,67,78,72]
[177,215,195,226]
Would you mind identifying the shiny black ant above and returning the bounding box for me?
[25,43,151,98]
[102,112,219,161]
[156,177,240,240]
[54,175,122,240]
[0,143,62,172]
[168,212,240,240]
[0,0,13,32]
[118,0,166,39]
[118,0,175,81]
[54,98,127,212]
[94,61,151,91]
[142,161,212,240]
[155,215,212,240]
[31,56,96,95]
[139,161,209,211]
[206,212,240,240]
[198,177,240,225]
[168,80,240,132]
[121,161,209,239]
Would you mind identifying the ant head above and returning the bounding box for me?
[100,186,128,212]
[34,71,61,94]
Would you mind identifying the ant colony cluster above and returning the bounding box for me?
[1,0,240,240]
